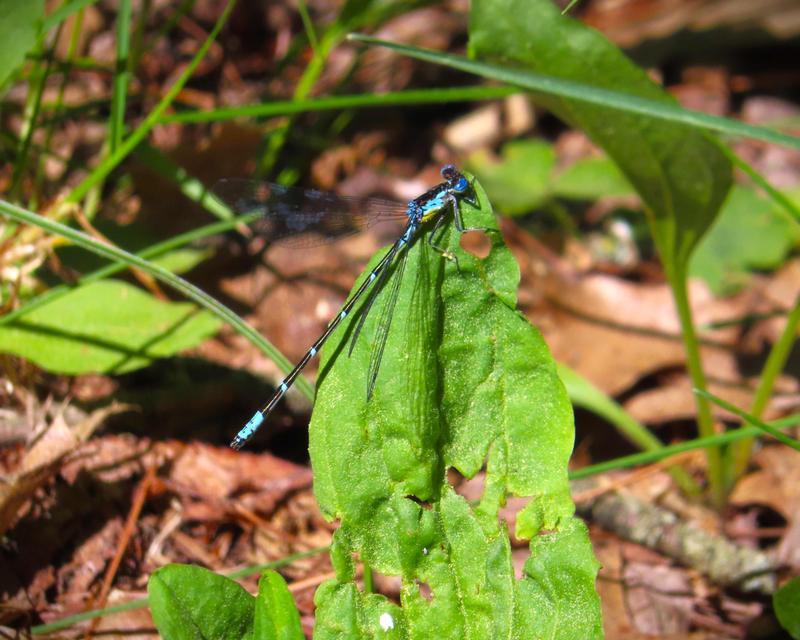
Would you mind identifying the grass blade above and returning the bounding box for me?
[162,85,518,124]
[569,414,800,480]
[695,388,800,452]
[109,0,132,152]
[347,34,800,151]
[0,198,314,401]
[60,0,236,208]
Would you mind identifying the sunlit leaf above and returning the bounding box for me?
[690,186,800,294]
[469,0,732,276]
[309,174,600,637]
[148,565,254,640]
[0,0,44,88]
[253,571,304,640]
[0,280,222,374]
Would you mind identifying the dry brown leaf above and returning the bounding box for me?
[624,562,694,635]
[753,260,800,342]
[534,272,743,396]
[0,403,129,535]
[60,434,163,485]
[730,446,800,568]
[593,537,714,640]
[583,0,800,45]
[730,447,800,518]
[169,443,312,515]
[623,375,760,426]
[88,590,155,639]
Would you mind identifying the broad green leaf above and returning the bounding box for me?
[253,571,304,640]
[469,140,634,217]
[310,175,600,637]
[151,247,215,274]
[0,280,222,374]
[0,0,44,88]
[690,186,800,295]
[469,0,732,275]
[148,564,254,640]
[775,576,800,639]
[468,140,555,215]
[552,155,634,200]
[436,184,575,532]
[401,487,516,638]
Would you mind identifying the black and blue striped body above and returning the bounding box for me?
[231,164,472,450]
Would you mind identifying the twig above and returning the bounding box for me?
[573,477,776,594]
[86,464,157,638]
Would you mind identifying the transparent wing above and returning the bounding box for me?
[347,243,400,358]
[365,245,408,400]
[211,179,408,247]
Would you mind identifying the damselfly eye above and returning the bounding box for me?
[454,176,469,192]
[440,164,457,180]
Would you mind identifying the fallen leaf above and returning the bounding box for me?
[533,271,743,397]
[0,403,130,535]
[624,562,694,635]
[730,446,800,568]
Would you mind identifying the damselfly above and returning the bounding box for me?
[213,164,481,450]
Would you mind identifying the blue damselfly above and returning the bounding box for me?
[213,164,480,450]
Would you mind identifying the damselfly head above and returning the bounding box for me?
[440,164,457,180]
[441,164,469,193]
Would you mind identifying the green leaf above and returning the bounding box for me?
[690,185,800,295]
[310,174,600,637]
[314,573,406,639]
[0,280,222,374]
[514,518,603,637]
[436,185,575,532]
[467,140,555,215]
[469,0,732,275]
[401,488,516,638]
[148,564,254,640]
[552,155,634,200]
[775,577,800,639]
[469,141,633,218]
[253,571,304,640]
[151,247,215,274]
[0,0,44,88]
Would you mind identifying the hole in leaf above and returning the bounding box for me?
[416,579,433,601]
[459,230,491,258]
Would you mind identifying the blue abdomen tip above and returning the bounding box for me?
[238,411,264,438]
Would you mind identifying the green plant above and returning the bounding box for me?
[149,566,303,640]
[775,577,800,639]
[308,175,601,637]
[138,174,602,638]
[350,0,800,509]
